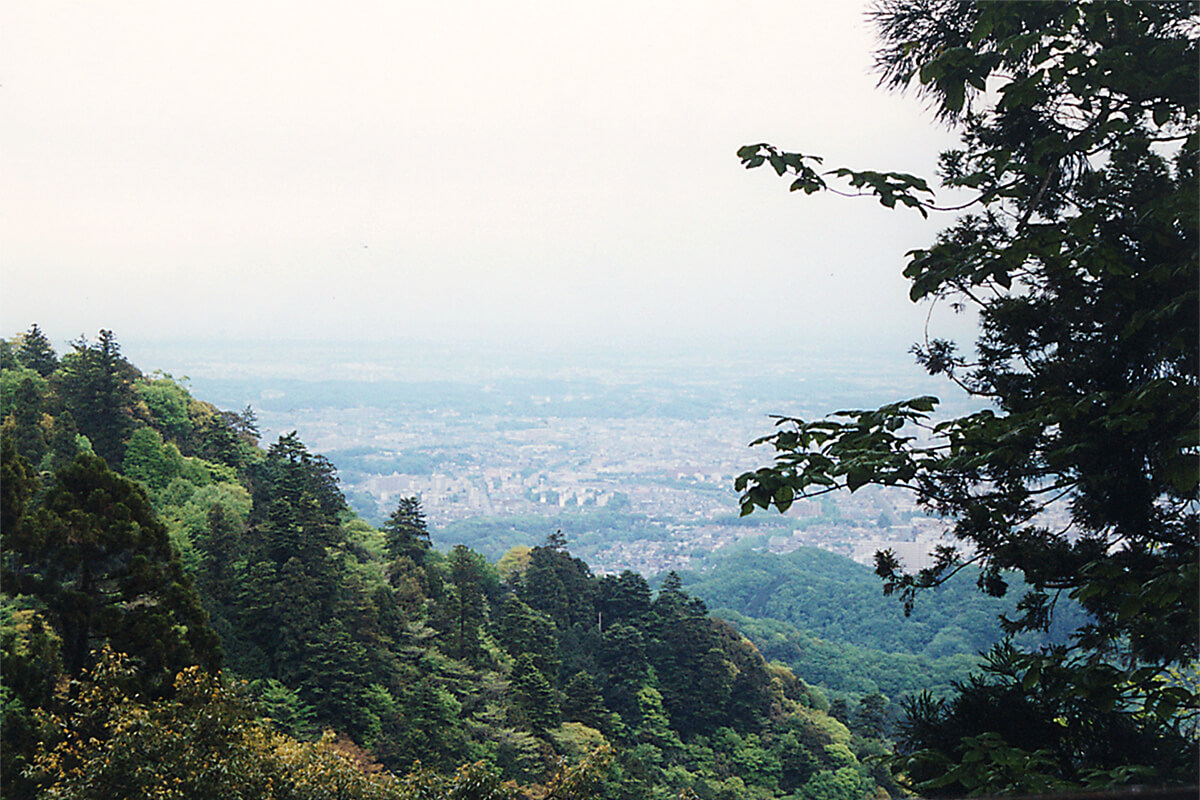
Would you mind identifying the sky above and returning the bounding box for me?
[3,1,970,358]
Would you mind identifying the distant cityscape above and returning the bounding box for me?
[142,340,1006,576]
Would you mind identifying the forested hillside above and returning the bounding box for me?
[1,327,900,800]
[680,548,1083,659]
[676,548,1089,726]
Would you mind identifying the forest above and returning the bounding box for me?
[677,547,1089,702]
[1,329,902,799]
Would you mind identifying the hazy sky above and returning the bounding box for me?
[3,1,969,356]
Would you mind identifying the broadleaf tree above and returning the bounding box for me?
[733,0,1198,792]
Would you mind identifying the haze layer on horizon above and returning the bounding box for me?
[3,1,973,358]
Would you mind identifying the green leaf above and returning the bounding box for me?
[1022,662,1042,690]
[1163,455,1199,495]
[943,80,965,114]
[845,467,872,492]
[969,14,994,45]
[906,396,938,413]
[773,484,794,511]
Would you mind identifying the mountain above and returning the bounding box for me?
[2,327,904,800]
[677,547,1088,704]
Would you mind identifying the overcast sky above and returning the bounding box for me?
[3,1,969,357]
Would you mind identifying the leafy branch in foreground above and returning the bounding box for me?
[736,0,1198,792]
[736,143,936,216]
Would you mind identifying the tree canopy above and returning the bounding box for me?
[2,334,901,798]
[735,0,1198,792]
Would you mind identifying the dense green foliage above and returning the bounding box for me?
[2,328,902,799]
[736,0,1198,793]
[680,548,1081,660]
[677,547,1087,715]
[4,449,221,685]
[431,506,655,564]
[712,607,978,705]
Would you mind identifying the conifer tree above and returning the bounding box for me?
[1,450,220,687]
[510,653,560,733]
[562,671,619,735]
[2,376,49,465]
[597,570,652,627]
[381,495,430,563]
[440,544,487,665]
[16,324,57,378]
[54,330,138,466]
[497,594,559,677]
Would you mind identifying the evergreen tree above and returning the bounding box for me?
[3,332,909,797]
[497,594,559,677]
[44,410,83,474]
[2,376,49,466]
[196,501,243,641]
[300,618,374,733]
[561,670,620,735]
[1,439,36,540]
[643,572,734,736]
[248,432,346,563]
[439,544,488,665]
[253,678,317,739]
[394,676,470,770]
[381,495,430,563]
[598,623,649,725]
[519,544,597,631]
[1,450,220,687]
[855,692,891,740]
[0,598,62,799]
[54,330,138,466]
[0,337,18,373]
[509,652,560,733]
[597,570,651,628]
[217,431,385,742]
[224,404,260,445]
[16,324,57,378]
[632,684,681,754]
